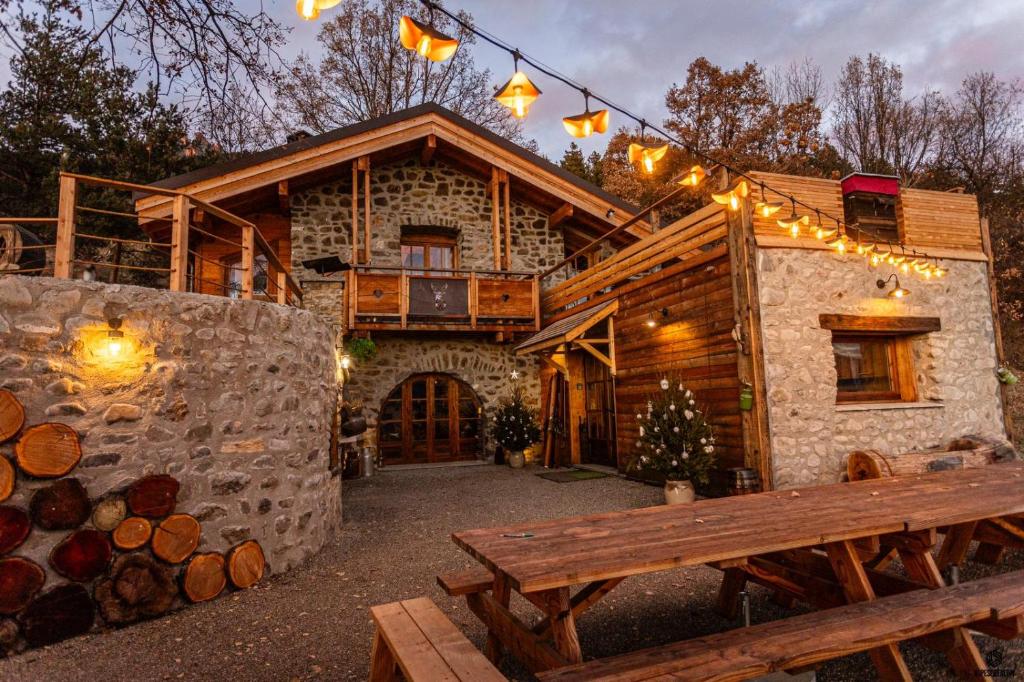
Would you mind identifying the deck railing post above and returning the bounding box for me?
[469,272,478,329]
[277,271,287,305]
[532,273,541,331]
[169,194,190,292]
[54,174,77,278]
[400,269,408,329]
[241,223,255,300]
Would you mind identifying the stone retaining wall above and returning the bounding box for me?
[0,276,341,578]
[756,249,1007,488]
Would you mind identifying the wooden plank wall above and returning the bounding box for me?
[612,250,743,473]
[898,188,983,251]
[747,171,844,247]
[195,212,291,296]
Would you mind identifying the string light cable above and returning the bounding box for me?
[410,0,946,280]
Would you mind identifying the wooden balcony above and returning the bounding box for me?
[346,266,540,333]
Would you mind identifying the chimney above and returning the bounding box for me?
[840,172,900,243]
[286,129,313,144]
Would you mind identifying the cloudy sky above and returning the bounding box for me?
[3,0,1022,159]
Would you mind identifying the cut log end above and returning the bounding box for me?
[152,514,200,564]
[29,478,91,531]
[0,390,25,444]
[126,474,179,518]
[0,457,14,503]
[95,553,176,625]
[227,540,265,589]
[19,584,95,647]
[92,496,127,532]
[14,423,82,478]
[112,517,152,551]
[183,553,227,603]
[0,557,45,615]
[847,450,885,482]
[50,529,113,582]
[0,506,31,556]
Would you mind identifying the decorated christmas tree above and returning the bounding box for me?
[491,383,541,452]
[630,378,716,486]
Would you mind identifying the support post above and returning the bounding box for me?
[981,217,1013,442]
[351,161,359,264]
[169,194,190,292]
[503,176,511,270]
[54,174,77,278]
[363,157,372,265]
[240,223,255,301]
[276,271,287,305]
[491,167,501,270]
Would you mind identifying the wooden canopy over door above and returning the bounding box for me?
[377,373,483,465]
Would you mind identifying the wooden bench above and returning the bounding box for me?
[437,567,493,597]
[538,570,1024,681]
[369,597,506,681]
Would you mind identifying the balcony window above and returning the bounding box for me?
[400,230,458,274]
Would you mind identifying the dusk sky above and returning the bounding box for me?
[3,0,1023,158]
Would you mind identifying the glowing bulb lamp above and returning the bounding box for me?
[105,317,125,357]
[877,274,910,299]
[399,15,459,62]
[674,165,707,187]
[645,307,669,328]
[340,354,352,370]
[711,180,749,212]
[628,143,669,174]
[495,71,541,119]
[777,212,809,233]
[755,200,783,218]
[562,107,609,138]
[814,225,837,241]
[826,234,848,254]
[295,0,342,20]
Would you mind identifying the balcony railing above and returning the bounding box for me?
[347,265,540,333]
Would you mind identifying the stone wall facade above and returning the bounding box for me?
[756,248,1008,488]
[0,276,341,578]
[289,156,565,281]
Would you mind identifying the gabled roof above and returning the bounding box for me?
[516,300,618,355]
[137,103,644,235]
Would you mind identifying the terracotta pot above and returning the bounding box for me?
[664,479,695,505]
[507,450,525,469]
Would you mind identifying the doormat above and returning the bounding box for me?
[536,469,610,483]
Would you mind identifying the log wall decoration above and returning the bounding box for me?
[94,553,176,625]
[19,583,95,648]
[0,506,31,555]
[29,478,91,530]
[0,456,14,503]
[50,529,113,582]
[112,517,152,551]
[183,553,227,602]
[14,422,81,477]
[0,390,25,443]
[126,474,179,518]
[0,557,45,614]
[91,496,127,532]
[151,514,200,564]
[227,540,265,589]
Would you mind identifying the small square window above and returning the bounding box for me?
[832,333,916,403]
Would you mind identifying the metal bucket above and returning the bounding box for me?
[726,467,760,496]
[359,447,375,478]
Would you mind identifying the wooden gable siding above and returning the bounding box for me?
[898,188,982,251]
[612,251,743,473]
[747,171,844,246]
[194,213,290,297]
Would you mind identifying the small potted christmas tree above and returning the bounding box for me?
[630,378,716,504]
[492,383,541,468]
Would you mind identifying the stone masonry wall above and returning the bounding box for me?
[289,156,565,281]
[0,276,341,577]
[756,249,1007,488]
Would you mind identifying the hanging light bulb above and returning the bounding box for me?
[295,0,342,20]
[562,91,609,138]
[674,165,707,188]
[399,15,460,62]
[628,143,669,174]
[826,233,848,254]
[711,180,750,212]
[754,184,783,218]
[777,199,808,235]
[856,240,875,256]
[933,263,947,277]
[495,53,541,119]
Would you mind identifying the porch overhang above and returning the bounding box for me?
[515,299,618,375]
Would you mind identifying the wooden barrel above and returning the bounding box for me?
[726,467,760,495]
[0,224,46,273]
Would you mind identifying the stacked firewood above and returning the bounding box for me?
[0,389,265,651]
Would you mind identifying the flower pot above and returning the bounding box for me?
[341,416,367,437]
[664,479,695,505]
[507,450,525,469]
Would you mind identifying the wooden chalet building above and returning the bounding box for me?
[136,104,1011,491]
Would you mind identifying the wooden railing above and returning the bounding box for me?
[0,172,302,306]
[347,265,540,333]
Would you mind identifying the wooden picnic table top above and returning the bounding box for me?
[453,461,1024,594]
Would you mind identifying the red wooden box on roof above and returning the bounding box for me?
[841,172,900,197]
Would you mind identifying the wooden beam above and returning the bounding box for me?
[540,352,568,377]
[574,341,613,371]
[363,159,372,265]
[503,178,511,270]
[491,167,501,270]
[54,174,77,278]
[351,162,359,264]
[607,316,617,377]
[240,223,255,301]
[169,195,190,292]
[548,202,573,229]
[981,216,1014,442]
[277,180,289,212]
[421,133,437,165]
[567,352,585,465]
[819,314,941,334]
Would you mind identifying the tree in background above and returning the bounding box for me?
[276,0,523,142]
[558,142,603,186]
[0,3,218,235]
[832,54,941,185]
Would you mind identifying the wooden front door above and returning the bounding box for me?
[582,355,617,467]
[378,373,482,465]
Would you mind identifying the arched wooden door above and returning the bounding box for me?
[377,373,483,465]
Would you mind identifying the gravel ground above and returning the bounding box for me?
[2,464,1023,681]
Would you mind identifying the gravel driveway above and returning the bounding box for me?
[1,464,1021,681]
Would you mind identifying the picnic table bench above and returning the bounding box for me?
[445,461,1024,680]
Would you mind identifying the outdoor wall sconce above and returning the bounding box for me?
[340,354,352,370]
[645,308,669,328]
[399,15,459,62]
[104,317,125,358]
[877,274,910,299]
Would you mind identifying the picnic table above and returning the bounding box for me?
[450,461,1024,679]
